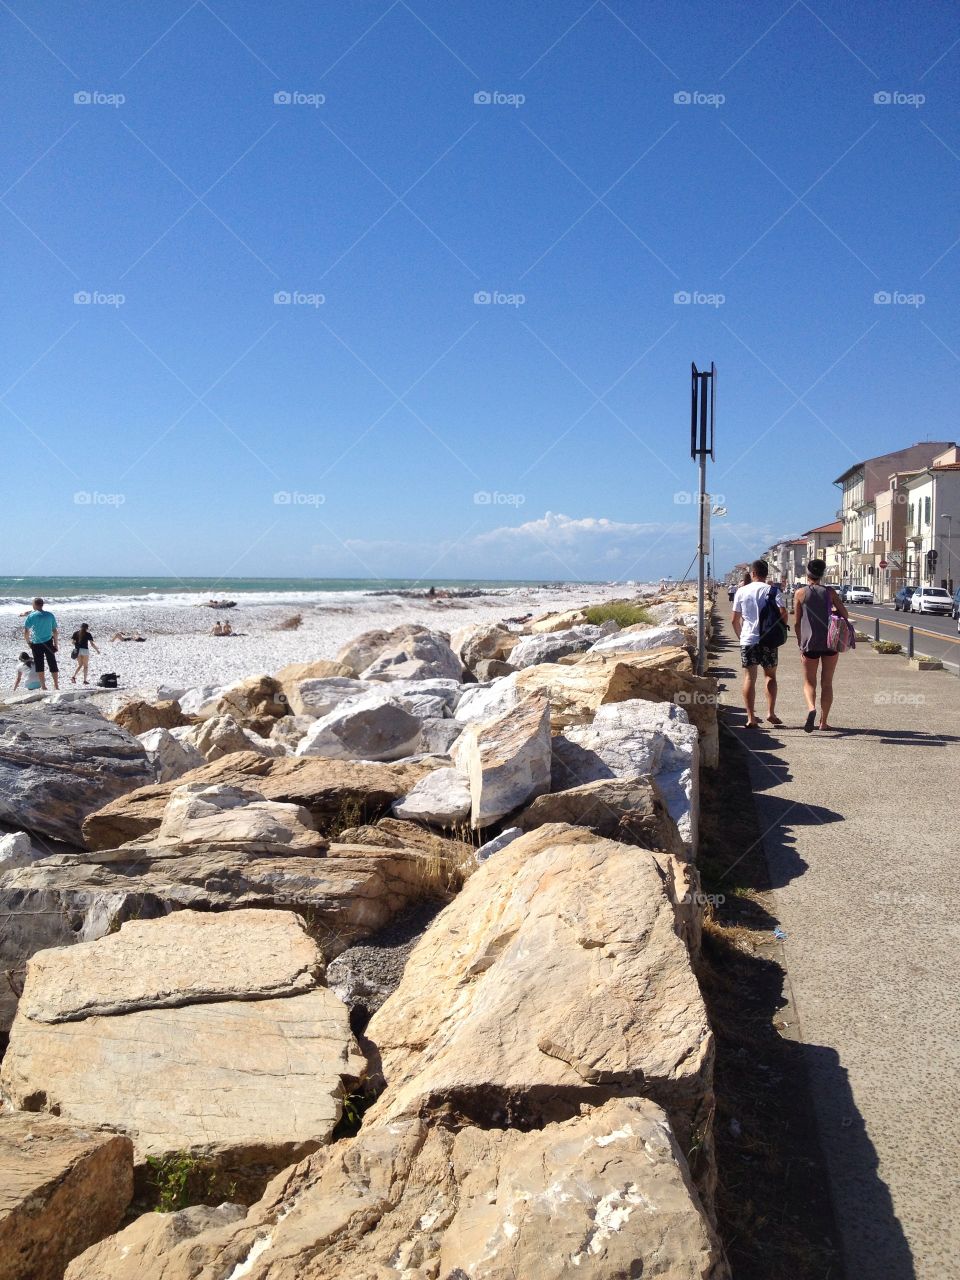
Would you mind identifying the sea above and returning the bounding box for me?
[0,576,597,615]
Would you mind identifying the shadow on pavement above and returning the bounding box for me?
[801,1043,917,1280]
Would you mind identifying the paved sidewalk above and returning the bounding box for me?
[713,605,960,1280]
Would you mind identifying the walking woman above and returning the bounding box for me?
[70,622,100,685]
[794,559,849,732]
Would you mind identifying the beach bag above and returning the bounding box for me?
[827,614,856,653]
[70,647,79,660]
[97,672,118,688]
[758,585,789,647]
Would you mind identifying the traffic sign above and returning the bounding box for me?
[879,559,888,568]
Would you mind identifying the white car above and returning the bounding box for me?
[910,586,953,615]
[847,587,874,604]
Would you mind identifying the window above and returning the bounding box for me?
[924,496,931,525]
[908,503,914,530]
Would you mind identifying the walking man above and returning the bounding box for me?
[732,560,788,728]
[23,597,60,691]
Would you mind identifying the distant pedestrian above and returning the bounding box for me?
[22,597,59,691]
[732,559,788,728]
[794,559,849,732]
[69,623,100,685]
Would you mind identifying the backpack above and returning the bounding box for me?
[758,584,789,647]
[97,672,118,688]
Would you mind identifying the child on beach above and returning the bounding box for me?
[13,652,42,691]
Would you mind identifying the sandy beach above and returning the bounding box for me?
[1,583,639,697]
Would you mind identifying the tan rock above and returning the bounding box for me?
[2,984,364,1172]
[112,698,185,735]
[156,784,322,851]
[82,751,436,849]
[214,674,286,721]
[527,605,588,632]
[557,643,693,671]
[0,1113,133,1280]
[515,651,688,729]
[365,823,715,1181]
[193,713,282,762]
[518,775,683,854]
[451,692,551,827]
[65,1100,726,1280]
[64,1205,246,1280]
[451,621,519,668]
[19,909,321,1024]
[335,624,427,676]
[275,659,353,685]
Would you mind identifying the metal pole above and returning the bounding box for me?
[907,625,914,659]
[697,452,707,676]
[874,618,880,642]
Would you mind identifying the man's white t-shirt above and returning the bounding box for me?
[733,581,784,646]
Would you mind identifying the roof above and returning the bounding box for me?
[833,442,956,493]
[933,463,960,472]
[803,520,842,535]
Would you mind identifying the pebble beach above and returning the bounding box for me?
[1,583,638,696]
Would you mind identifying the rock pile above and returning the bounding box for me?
[0,589,729,1278]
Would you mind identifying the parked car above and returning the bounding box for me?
[893,586,916,612]
[910,586,954,615]
[952,586,960,619]
[847,586,875,604]
[838,584,852,601]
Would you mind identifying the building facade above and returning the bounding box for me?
[833,442,956,588]
[903,448,960,589]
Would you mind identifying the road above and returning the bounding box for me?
[843,602,960,670]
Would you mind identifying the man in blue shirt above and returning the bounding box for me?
[23,597,60,691]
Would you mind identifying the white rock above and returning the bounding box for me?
[588,624,687,655]
[285,677,374,719]
[453,674,521,724]
[137,727,204,783]
[509,624,614,669]
[296,700,423,762]
[475,826,523,862]
[452,694,552,828]
[360,631,465,683]
[392,767,472,826]
[177,686,227,720]
[0,832,39,872]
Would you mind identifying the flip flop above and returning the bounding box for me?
[767,715,783,726]
[804,710,816,733]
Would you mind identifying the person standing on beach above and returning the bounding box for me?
[70,623,100,685]
[732,560,788,728]
[794,558,849,732]
[22,597,59,691]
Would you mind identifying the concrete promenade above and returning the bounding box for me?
[713,603,960,1279]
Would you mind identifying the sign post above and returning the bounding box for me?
[690,363,716,676]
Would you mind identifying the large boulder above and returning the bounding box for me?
[275,658,352,685]
[214,674,287,722]
[451,693,551,828]
[515,650,694,730]
[453,672,521,723]
[280,676,371,719]
[156,784,323,852]
[193,714,283,762]
[552,700,700,853]
[137,726,204,782]
[508,623,614,669]
[0,1113,133,1280]
[588,623,688,655]
[65,1100,726,1280]
[177,685,226,719]
[335,624,428,676]
[518,775,684,855]
[526,605,588,633]
[19,909,321,1023]
[1,911,365,1182]
[391,766,471,827]
[359,630,465,683]
[111,698,184,736]
[366,824,715,1186]
[603,664,719,769]
[296,699,423,762]
[0,703,152,845]
[452,621,519,669]
[0,831,38,871]
[472,657,516,680]
[64,1205,246,1280]
[81,752,436,849]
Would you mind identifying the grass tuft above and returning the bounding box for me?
[584,602,653,628]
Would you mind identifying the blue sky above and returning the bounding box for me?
[4,0,960,581]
